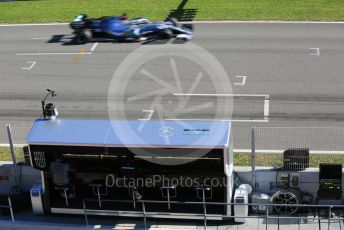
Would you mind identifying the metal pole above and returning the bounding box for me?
[328,206,332,230]
[318,209,321,230]
[297,214,300,230]
[8,196,14,223]
[142,201,147,230]
[7,124,19,185]
[265,206,268,230]
[97,187,101,208]
[202,191,207,230]
[278,215,280,230]
[64,189,69,207]
[132,188,136,209]
[167,189,170,210]
[83,200,89,227]
[251,127,257,191]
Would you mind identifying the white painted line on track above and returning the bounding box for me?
[264,99,270,117]
[234,149,344,154]
[89,42,99,53]
[138,110,154,121]
[174,93,269,98]
[234,76,247,86]
[31,37,49,40]
[16,52,92,56]
[0,23,69,27]
[234,149,256,153]
[228,118,268,123]
[0,143,25,147]
[310,48,320,56]
[173,93,270,122]
[21,61,36,70]
[165,118,269,123]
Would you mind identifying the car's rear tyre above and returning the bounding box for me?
[158,29,173,39]
[165,17,179,27]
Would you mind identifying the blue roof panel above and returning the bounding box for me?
[27,119,230,148]
[27,119,111,145]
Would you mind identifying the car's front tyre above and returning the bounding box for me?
[73,30,92,44]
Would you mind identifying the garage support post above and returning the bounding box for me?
[251,127,257,191]
[6,124,19,186]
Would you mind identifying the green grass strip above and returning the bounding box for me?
[0,147,23,162]
[234,152,344,167]
[0,0,344,23]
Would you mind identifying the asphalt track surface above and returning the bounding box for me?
[1,22,344,149]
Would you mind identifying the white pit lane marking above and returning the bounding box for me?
[234,149,344,154]
[174,93,269,98]
[173,93,270,122]
[16,52,92,56]
[138,110,154,121]
[165,118,269,123]
[310,48,320,56]
[0,143,25,147]
[264,98,270,118]
[31,37,49,40]
[234,76,246,86]
[21,61,36,70]
[89,42,99,53]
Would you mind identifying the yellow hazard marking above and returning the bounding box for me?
[70,48,85,68]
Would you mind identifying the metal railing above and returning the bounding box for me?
[252,126,344,167]
[0,196,14,223]
[82,198,344,230]
[250,126,344,188]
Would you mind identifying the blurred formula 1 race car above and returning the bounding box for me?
[70,14,193,44]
